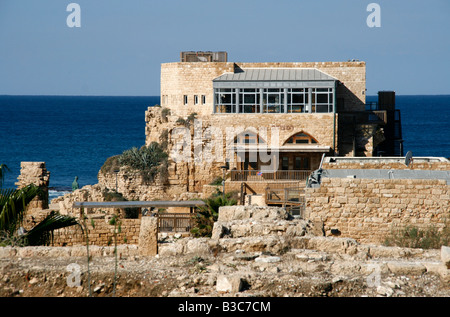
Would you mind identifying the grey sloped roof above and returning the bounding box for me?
[214,68,336,82]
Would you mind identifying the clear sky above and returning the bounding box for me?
[0,0,449,96]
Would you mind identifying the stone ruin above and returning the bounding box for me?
[15,162,50,210]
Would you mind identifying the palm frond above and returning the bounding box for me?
[0,164,11,188]
[0,184,40,234]
[24,210,80,246]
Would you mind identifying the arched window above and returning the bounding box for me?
[234,131,266,145]
[284,132,318,145]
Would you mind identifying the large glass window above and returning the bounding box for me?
[215,88,236,113]
[287,88,309,113]
[311,88,334,113]
[263,89,284,113]
[239,89,261,113]
[214,86,334,114]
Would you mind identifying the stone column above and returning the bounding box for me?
[15,162,50,210]
[138,216,158,256]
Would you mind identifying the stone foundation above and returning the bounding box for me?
[305,177,449,244]
[51,217,141,246]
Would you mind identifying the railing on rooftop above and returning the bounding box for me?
[230,170,312,182]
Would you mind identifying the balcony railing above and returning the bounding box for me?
[230,170,312,182]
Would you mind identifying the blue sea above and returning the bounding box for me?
[0,95,449,200]
[0,95,159,200]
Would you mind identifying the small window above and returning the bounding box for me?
[202,95,206,104]
[194,95,199,105]
[183,95,188,105]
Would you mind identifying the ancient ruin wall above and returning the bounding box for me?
[15,162,50,210]
[305,178,449,244]
[51,218,141,246]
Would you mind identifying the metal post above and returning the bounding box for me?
[114,169,119,192]
[221,166,227,198]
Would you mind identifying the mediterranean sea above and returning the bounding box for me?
[0,95,159,199]
[0,95,449,200]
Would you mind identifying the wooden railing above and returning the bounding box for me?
[157,213,195,233]
[265,187,306,218]
[230,170,312,182]
[265,187,304,204]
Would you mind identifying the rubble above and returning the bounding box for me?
[0,206,448,297]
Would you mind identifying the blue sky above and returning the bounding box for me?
[0,0,449,96]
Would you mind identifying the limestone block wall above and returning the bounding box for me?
[161,62,235,117]
[15,162,50,210]
[51,218,141,246]
[97,168,172,201]
[305,178,450,244]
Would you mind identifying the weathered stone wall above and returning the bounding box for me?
[97,168,173,201]
[145,105,337,193]
[305,178,450,244]
[52,184,126,216]
[51,217,141,246]
[161,62,235,117]
[15,162,50,210]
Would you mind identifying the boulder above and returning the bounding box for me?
[441,246,450,269]
[216,275,243,293]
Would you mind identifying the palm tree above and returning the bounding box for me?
[191,190,237,237]
[0,163,79,246]
[0,184,41,239]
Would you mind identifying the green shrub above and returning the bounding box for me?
[161,108,171,122]
[118,142,168,184]
[384,224,450,249]
[100,155,120,174]
[176,112,197,128]
[209,177,223,186]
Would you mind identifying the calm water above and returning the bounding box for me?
[366,95,450,159]
[0,95,159,199]
[0,95,449,199]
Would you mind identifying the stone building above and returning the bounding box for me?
[145,51,402,199]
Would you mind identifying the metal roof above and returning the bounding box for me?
[73,200,205,209]
[214,68,336,82]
